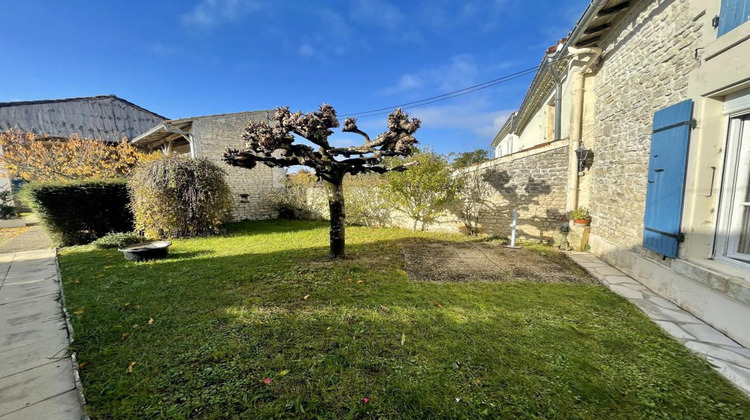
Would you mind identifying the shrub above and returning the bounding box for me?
[0,188,17,220]
[266,170,325,220]
[384,151,461,231]
[0,129,158,181]
[90,232,146,249]
[129,157,232,238]
[345,173,391,227]
[20,179,133,245]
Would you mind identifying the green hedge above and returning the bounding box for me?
[21,179,134,246]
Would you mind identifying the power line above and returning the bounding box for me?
[340,65,541,118]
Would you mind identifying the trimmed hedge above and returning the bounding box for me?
[21,179,134,246]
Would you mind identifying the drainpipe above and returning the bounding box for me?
[546,57,563,141]
[565,47,602,212]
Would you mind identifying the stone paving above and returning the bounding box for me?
[0,248,83,419]
[568,251,750,397]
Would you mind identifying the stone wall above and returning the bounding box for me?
[299,142,569,241]
[461,142,569,241]
[192,112,285,221]
[587,0,703,253]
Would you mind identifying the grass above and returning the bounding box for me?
[59,220,750,419]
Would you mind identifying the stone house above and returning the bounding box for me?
[132,111,285,221]
[488,0,750,348]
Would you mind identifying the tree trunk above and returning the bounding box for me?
[326,178,346,258]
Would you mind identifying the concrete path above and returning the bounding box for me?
[0,247,83,419]
[568,251,750,397]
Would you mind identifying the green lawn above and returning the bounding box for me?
[59,220,750,419]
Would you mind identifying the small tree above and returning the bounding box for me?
[224,104,420,258]
[450,149,490,169]
[0,129,155,181]
[129,157,232,238]
[455,168,494,235]
[384,151,460,231]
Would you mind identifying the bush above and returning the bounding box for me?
[129,157,232,238]
[0,188,17,220]
[90,232,146,249]
[266,171,325,220]
[20,179,133,245]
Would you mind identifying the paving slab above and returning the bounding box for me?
[0,249,83,419]
[568,251,750,397]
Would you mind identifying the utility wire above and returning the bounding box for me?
[340,65,541,118]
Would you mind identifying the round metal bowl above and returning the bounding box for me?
[119,241,172,262]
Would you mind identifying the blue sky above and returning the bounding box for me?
[1,0,588,155]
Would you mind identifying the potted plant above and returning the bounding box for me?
[569,207,591,227]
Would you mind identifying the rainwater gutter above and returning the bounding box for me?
[556,0,609,212]
[565,46,602,212]
[546,57,564,141]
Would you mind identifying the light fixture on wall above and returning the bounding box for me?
[575,145,591,173]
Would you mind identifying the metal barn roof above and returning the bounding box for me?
[0,95,167,142]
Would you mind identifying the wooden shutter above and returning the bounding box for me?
[642,100,693,258]
[718,0,750,36]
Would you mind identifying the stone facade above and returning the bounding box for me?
[587,0,703,254]
[191,112,285,221]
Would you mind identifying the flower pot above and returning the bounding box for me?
[572,218,590,227]
[119,241,172,261]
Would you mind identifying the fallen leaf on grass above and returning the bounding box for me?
[78,361,88,370]
[432,301,444,309]
[148,317,154,325]
[303,295,311,300]
[357,280,363,284]
[73,308,86,315]
[400,333,406,345]
[379,304,390,312]
[121,333,130,341]
[126,361,136,374]
[278,370,290,376]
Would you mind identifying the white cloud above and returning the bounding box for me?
[379,54,478,96]
[181,0,262,29]
[350,0,404,30]
[353,100,514,141]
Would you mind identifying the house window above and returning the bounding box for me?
[717,113,750,264]
[717,0,750,37]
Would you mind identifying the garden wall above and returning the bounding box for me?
[301,141,569,241]
[448,141,569,240]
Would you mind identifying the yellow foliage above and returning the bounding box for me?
[0,129,157,181]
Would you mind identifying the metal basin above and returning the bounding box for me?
[119,241,172,262]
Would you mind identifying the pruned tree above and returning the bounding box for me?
[224,104,420,258]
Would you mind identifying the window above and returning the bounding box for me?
[718,0,750,37]
[716,113,750,264]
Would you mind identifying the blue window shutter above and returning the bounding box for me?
[642,100,693,258]
[718,0,750,36]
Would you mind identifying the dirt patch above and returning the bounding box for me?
[402,240,596,284]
